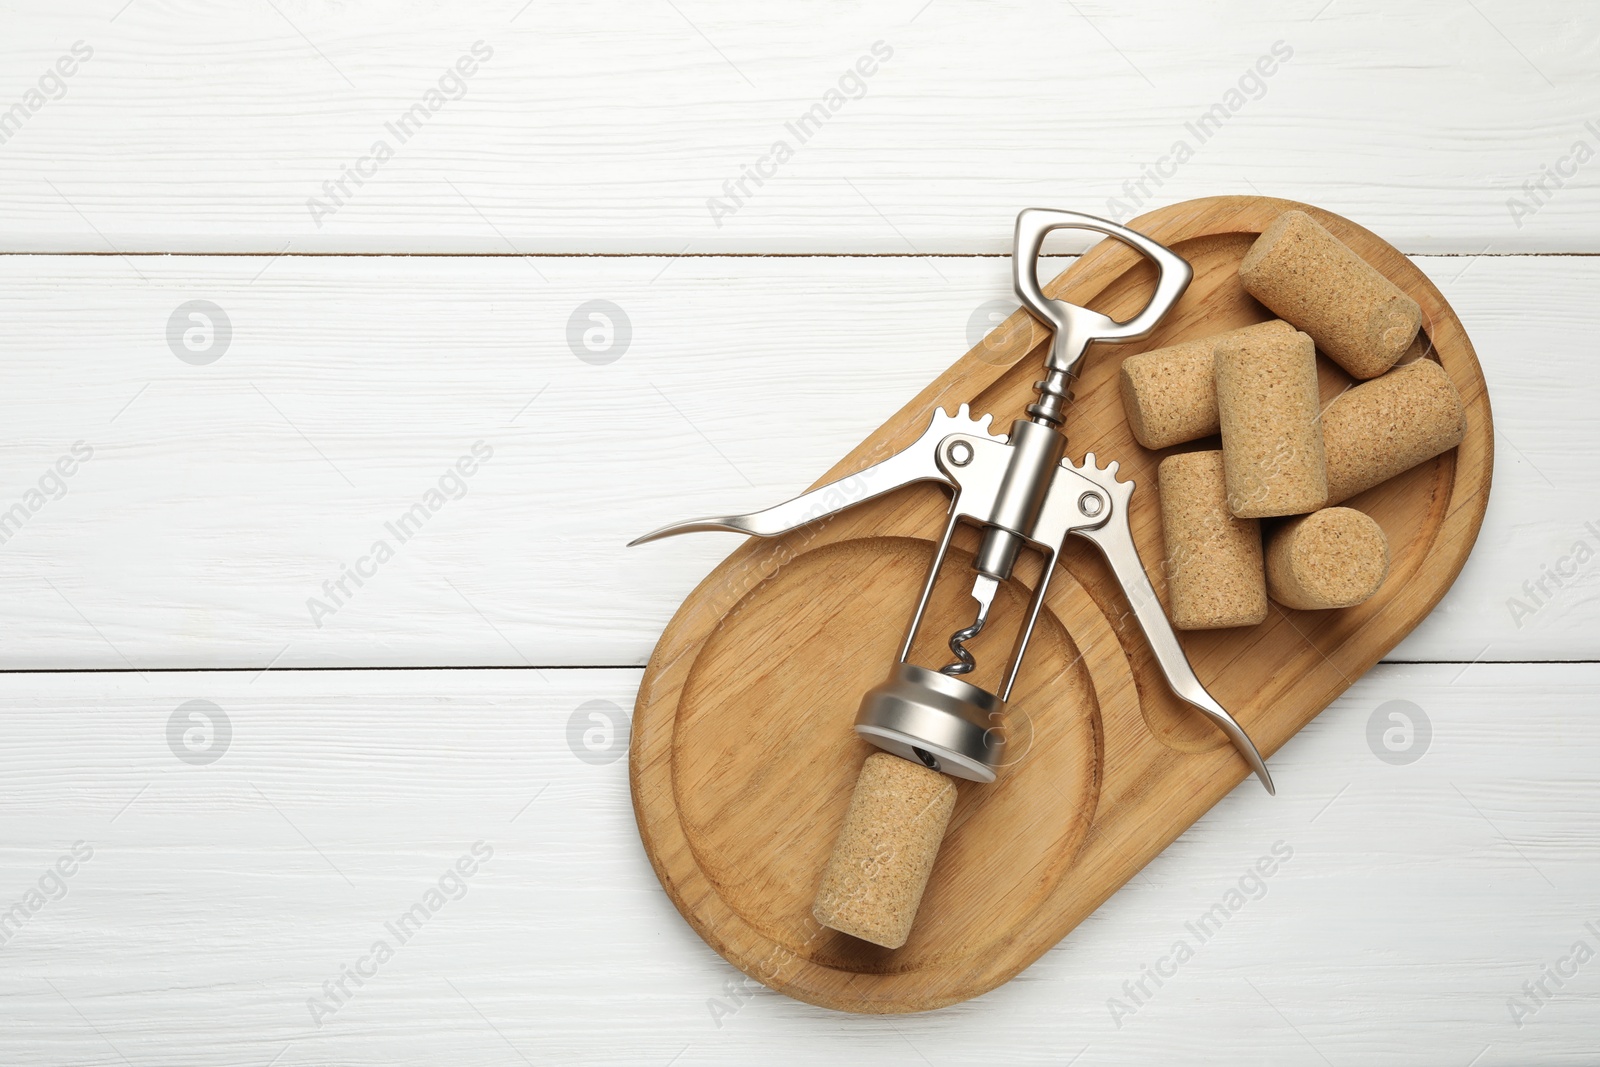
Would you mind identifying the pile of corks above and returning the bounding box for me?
[1119,210,1468,629]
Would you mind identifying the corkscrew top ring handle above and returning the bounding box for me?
[1012,208,1193,382]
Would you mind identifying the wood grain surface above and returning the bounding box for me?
[0,251,1584,668]
[0,3,1595,253]
[2,663,1595,1066]
[630,196,1491,1012]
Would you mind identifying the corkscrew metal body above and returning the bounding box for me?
[631,209,1274,794]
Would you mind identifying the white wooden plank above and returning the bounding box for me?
[1,0,1597,253]
[0,662,1593,1064]
[0,252,1590,668]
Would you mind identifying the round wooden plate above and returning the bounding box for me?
[628,196,1492,1013]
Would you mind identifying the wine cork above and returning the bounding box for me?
[1238,210,1421,380]
[812,752,957,949]
[1322,359,1467,504]
[1265,507,1390,610]
[1214,325,1328,518]
[1157,450,1268,630]
[1119,320,1296,449]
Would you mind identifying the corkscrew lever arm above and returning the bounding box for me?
[1070,498,1275,795]
[627,405,996,546]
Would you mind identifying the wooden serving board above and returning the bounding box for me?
[628,196,1493,1014]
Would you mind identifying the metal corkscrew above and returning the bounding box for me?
[632,208,1274,796]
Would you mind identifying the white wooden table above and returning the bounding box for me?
[2,2,1596,1063]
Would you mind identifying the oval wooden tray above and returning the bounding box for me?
[628,196,1492,1014]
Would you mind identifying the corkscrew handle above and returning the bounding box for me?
[1012,208,1193,384]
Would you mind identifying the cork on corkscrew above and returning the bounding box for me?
[812,752,958,949]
